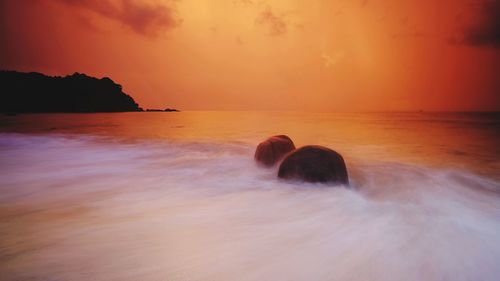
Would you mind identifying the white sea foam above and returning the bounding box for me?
[1,133,499,281]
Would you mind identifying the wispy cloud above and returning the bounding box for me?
[255,7,287,36]
[59,0,181,36]
[321,51,344,68]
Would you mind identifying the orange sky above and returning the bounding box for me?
[1,0,499,111]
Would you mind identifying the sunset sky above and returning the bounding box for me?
[1,0,499,111]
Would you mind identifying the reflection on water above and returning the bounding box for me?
[0,112,500,281]
[1,111,499,176]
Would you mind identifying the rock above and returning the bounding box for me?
[254,135,296,167]
[278,145,349,185]
[164,108,180,112]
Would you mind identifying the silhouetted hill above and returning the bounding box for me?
[0,71,143,113]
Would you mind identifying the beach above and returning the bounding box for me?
[1,111,499,281]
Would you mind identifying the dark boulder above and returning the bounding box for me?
[278,145,349,185]
[254,135,296,167]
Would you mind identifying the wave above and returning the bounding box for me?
[1,133,500,281]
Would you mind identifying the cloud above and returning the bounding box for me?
[59,0,180,36]
[321,51,344,68]
[454,0,500,48]
[255,7,287,36]
[236,36,244,45]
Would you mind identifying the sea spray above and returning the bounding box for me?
[1,133,499,281]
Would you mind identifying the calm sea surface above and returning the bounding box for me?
[1,111,499,281]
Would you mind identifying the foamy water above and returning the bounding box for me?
[1,129,500,281]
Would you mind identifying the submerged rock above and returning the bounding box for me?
[278,145,349,185]
[254,135,296,167]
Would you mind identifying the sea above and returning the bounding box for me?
[0,111,499,281]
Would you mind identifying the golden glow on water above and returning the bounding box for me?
[1,111,499,176]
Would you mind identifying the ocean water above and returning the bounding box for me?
[0,111,499,281]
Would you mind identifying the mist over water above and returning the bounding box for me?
[1,112,500,281]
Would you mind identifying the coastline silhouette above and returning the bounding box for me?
[0,70,143,113]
